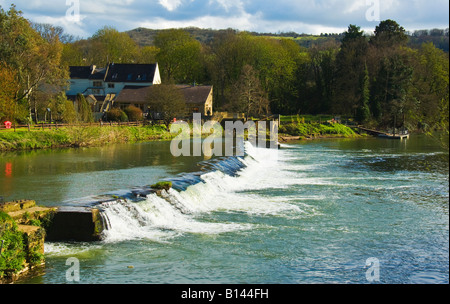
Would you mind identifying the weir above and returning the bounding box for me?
[44,141,275,242]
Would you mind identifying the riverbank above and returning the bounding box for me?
[0,122,361,152]
[278,122,360,141]
[0,125,174,152]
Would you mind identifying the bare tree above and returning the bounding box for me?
[229,65,270,119]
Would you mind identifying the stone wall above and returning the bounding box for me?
[0,200,55,284]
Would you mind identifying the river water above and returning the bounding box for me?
[1,134,448,284]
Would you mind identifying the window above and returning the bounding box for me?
[127,74,133,81]
[108,83,115,88]
[93,81,103,87]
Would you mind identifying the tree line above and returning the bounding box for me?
[1,4,448,134]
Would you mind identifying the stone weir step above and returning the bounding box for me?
[45,186,164,242]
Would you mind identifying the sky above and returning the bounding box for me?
[0,0,448,38]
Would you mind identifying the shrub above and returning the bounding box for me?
[151,181,172,191]
[106,108,128,122]
[0,212,26,278]
[124,106,143,122]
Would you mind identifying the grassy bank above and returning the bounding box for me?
[0,121,360,152]
[0,125,174,152]
[279,122,358,139]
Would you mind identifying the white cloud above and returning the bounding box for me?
[159,0,183,11]
[0,0,448,38]
[214,0,244,12]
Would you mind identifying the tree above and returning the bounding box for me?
[76,93,93,123]
[90,26,139,66]
[368,20,413,127]
[308,42,339,114]
[48,93,77,123]
[154,29,203,83]
[355,64,371,124]
[147,84,185,130]
[0,62,19,122]
[410,42,449,132]
[0,5,69,122]
[228,65,270,118]
[334,25,369,116]
[206,30,254,109]
[371,19,408,48]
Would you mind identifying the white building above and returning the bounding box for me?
[67,63,161,114]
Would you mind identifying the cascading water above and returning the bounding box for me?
[98,142,304,243]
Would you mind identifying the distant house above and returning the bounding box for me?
[114,85,152,112]
[66,63,162,115]
[67,63,213,120]
[114,85,214,118]
[177,85,213,117]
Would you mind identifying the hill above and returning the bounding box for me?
[125,27,342,48]
[126,27,449,52]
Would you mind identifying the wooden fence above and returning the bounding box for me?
[0,121,150,131]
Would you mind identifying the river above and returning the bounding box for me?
[1,134,448,284]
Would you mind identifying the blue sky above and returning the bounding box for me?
[0,0,448,38]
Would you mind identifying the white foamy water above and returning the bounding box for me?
[100,142,310,242]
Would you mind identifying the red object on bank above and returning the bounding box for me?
[4,121,12,129]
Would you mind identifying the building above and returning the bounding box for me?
[67,63,213,120]
[67,63,161,115]
[67,63,161,97]
[114,84,214,118]
[177,85,213,117]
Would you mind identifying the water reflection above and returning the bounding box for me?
[4,162,12,177]
[0,141,209,206]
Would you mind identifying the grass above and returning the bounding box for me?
[0,125,175,152]
[279,122,357,138]
[280,114,334,123]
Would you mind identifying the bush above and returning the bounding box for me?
[151,181,172,191]
[124,106,143,122]
[0,212,26,278]
[106,108,128,122]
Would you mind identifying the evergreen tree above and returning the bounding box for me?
[77,93,93,123]
[356,64,371,124]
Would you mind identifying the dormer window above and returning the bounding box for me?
[127,74,133,81]
[112,73,118,80]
